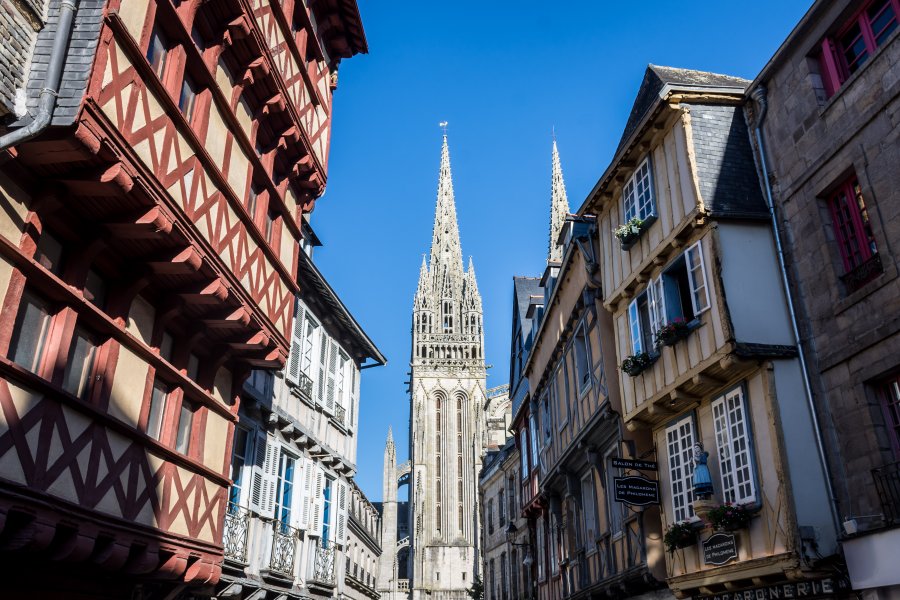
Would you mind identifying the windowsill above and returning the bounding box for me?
[820,26,900,117]
[834,259,897,316]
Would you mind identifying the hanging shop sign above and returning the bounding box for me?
[613,476,660,506]
[610,457,658,471]
[693,577,849,600]
[703,532,738,566]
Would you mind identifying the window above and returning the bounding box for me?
[548,517,558,575]
[247,187,259,222]
[229,427,253,506]
[628,241,709,351]
[828,177,882,291]
[881,376,900,459]
[488,499,494,534]
[274,449,296,531]
[179,76,199,122]
[35,232,64,275]
[581,472,597,548]
[501,552,508,600]
[322,478,333,546]
[573,325,590,391]
[62,327,99,399]
[265,208,277,243]
[146,378,169,441]
[605,447,624,535]
[146,26,169,79]
[187,352,200,381]
[541,395,551,446]
[499,490,506,526]
[529,414,539,475]
[520,429,529,478]
[622,156,656,222]
[9,291,52,373]
[160,330,174,363]
[712,386,757,505]
[666,414,696,523]
[175,400,197,454]
[820,0,899,96]
[536,517,545,581]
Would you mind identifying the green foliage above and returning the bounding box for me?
[466,574,484,600]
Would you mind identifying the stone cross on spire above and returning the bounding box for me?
[428,128,464,279]
[548,138,570,263]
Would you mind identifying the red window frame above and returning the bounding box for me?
[820,0,900,96]
[881,376,900,460]
[827,177,878,274]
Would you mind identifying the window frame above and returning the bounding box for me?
[8,289,54,376]
[622,156,656,223]
[881,375,900,460]
[827,176,881,282]
[61,325,101,400]
[711,384,759,506]
[145,377,171,442]
[665,413,697,524]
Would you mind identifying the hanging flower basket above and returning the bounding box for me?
[664,522,697,553]
[614,217,645,250]
[654,318,691,347]
[708,503,753,532]
[621,352,654,377]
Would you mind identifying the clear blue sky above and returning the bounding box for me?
[312,1,811,502]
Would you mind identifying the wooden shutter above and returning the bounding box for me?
[249,430,267,514]
[336,479,348,545]
[317,336,329,406]
[324,342,338,414]
[289,458,305,531]
[287,298,304,385]
[298,457,314,530]
[250,433,277,519]
[311,465,325,537]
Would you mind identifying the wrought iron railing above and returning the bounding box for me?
[269,520,298,576]
[312,542,336,584]
[223,502,250,562]
[874,460,900,524]
[841,253,883,293]
[335,404,346,426]
[297,371,314,401]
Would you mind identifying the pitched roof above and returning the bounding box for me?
[616,65,750,155]
[513,277,542,340]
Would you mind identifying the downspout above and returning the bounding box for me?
[0,0,79,151]
[750,86,841,534]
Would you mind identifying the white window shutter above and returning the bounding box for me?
[290,459,305,531]
[628,299,642,354]
[648,277,666,337]
[324,342,338,414]
[260,438,279,520]
[336,479,348,545]
[317,337,329,405]
[249,430,267,514]
[311,466,325,537]
[287,298,304,385]
[299,457,314,530]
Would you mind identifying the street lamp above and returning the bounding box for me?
[505,521,534,599]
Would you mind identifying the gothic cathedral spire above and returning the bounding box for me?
[429,132,465,279]
[548,138,570,263]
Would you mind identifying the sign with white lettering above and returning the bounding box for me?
[613,476,659,506]
[703,532,737,566]
[693,577,849,600]
[610,458,658,471]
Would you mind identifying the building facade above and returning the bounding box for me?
[346,479,383,600]
[578,65,840,599]
[218,240,385,600]
[745,1,900,596]
[480,439,523,600]
[0,0,366,597]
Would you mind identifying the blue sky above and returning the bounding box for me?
[311,1,811,502]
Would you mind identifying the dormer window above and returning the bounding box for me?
[622,156,656,222]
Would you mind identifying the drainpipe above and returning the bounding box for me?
[750,86,841,534]
[0,0,79,151]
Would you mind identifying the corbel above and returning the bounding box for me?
[147,246,204,275]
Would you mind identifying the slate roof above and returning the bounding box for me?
[616,65,750,155]
[513,276,542,341]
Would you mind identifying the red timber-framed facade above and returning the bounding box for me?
[0,0,366,597]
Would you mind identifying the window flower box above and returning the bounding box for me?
[708,502,753,532]
[620,352,656,377]
[654,318,691,347]
[614,215,655,250]
[664,521,698,553]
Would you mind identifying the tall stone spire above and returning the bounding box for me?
[548,139,570,263]
[429,132,464,278]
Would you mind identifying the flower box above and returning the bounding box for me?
[654,318,691,347]
[620,352,656,377]
[614,215,656,250]
[708,503,753,532]
[664,522,698,553]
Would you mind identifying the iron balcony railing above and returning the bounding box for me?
[269,520,299,577]
[874,460,900,524]
[223,502,250,563]
[312,542,336,584]
[335,404,346,426]
[841,253,883,293]
[297,371,314,401]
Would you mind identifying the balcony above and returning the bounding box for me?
[841,253,883,293]
[223,502,250,563]
[297,371,314,402]
[335,404,346,427]
[874,460,900,524]
[312,542,336,585]
[398,579,410,591]
[268,520,299,577]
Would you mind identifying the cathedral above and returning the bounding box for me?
[378,132,499,600]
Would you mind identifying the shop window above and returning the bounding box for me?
[8,290,52,374]
[62,327,99,399]
[711,386,758,505]
[665,414,696,523]
[828,176,882,292]
[146,378,169,441]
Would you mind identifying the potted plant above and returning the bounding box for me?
[664,521,697,553]
[654,318,691,347]
[614,217,645,250]
[621,352,654,377]
[707,502,753,532]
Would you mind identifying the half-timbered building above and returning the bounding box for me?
[578,66,840,599]
[0,0,367,597]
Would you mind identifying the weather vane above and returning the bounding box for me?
[439,121,448,136]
